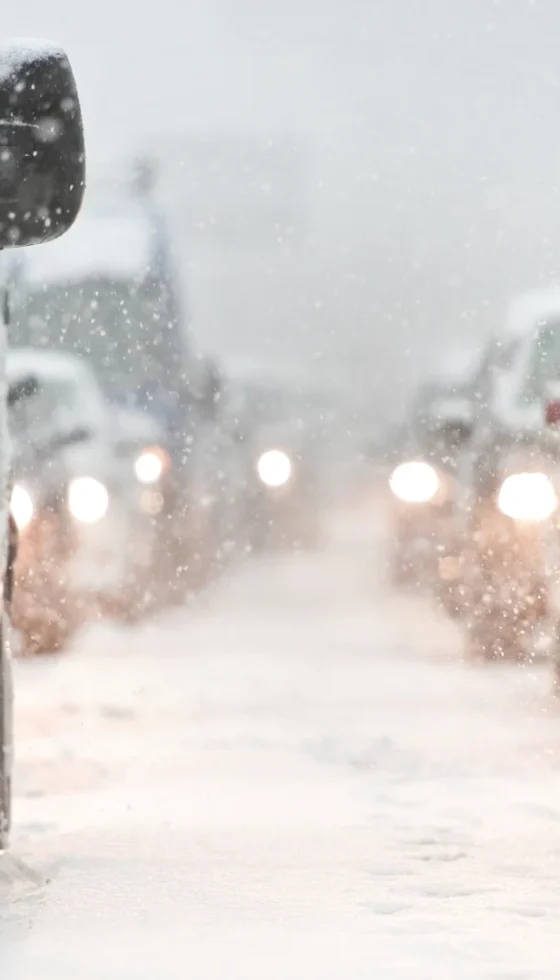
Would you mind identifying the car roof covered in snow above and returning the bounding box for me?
[429,345,486,388]
[7,347,93,386]
[503,287,560,340]
[18,199,155,287]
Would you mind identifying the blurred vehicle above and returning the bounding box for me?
[458,293,560,662]
[144,355,238,598]
[0,41,86,848]
[223,372,324,551]
[7,349,149,647]
[109,351,245,605]
[9,189,224,606]
[252,427,323,550]
[199,366,255,568]
[388,375,474,597]
[104,404,172,616]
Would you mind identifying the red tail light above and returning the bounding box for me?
[545,399,560,425]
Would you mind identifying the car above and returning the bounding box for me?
[9,191,228,606]
[0,40,86,849]
[7,348,150,649]
[109,403,171,615]
[253,426,323,550]
[387,376,474,595]
[223,375,324,552]
[193,365,254,571]
[457,291,560,662]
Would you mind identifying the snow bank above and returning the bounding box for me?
[6,513,560,980]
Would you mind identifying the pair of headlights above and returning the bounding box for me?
[134,444,293,490]
[11,476,110,531]
[389,461,558,523]
[11,447,173,532]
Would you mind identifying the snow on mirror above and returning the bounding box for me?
[0,39,85,248]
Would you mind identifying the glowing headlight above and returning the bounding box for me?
[134,451,162,484]
[10,485,34,530]
[389,461,440,504]
[497,472,557,523]
[257,449,292,488]
[134,446,169,485]
[68,477,109,524]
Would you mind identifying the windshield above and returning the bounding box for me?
[11,277,188,407]
[8,373,99,446]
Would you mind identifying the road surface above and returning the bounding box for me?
[2,508,560,979]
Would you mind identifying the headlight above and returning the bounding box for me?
[497,472,557,522]
[10,485,34,530]
[389,461,440,504]
[134,446,169,485]
[257,449,292,487]
[68,477,109,524]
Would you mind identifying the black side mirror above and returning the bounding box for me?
[0,40,85,248]
[7,373,39,407]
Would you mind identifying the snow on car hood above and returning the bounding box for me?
[8,347,92,386]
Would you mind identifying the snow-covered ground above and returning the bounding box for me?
[2,505,560,979]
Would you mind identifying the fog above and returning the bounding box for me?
[3,0,560,414]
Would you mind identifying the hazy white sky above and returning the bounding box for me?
[3,0,560,410]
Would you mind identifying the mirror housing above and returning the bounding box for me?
[0,40,85,248]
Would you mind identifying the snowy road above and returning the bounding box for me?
[2,508,560,978]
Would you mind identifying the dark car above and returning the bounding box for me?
[223,376,324,551]
[456,303,560,664]
[387,379,474,599]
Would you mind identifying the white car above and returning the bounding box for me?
[8,348,142,651]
